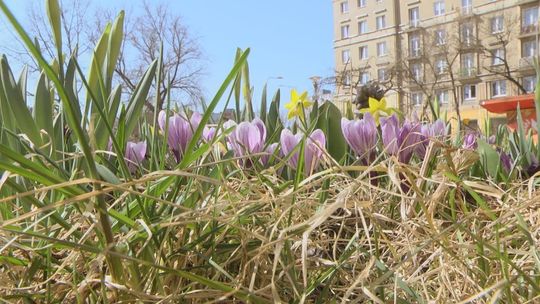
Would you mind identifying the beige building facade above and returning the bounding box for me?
[333,0,539,129]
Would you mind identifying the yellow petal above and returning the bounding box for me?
[288,108,299,119]
[284,100,295,110]
[291,89,299,102]
[303,100,314,108]
[359,108,370,113]
[368,97,379,110]
[379,97,387,109]
[299,91,308,102]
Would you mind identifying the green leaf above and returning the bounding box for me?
[316,102,346,162]
[46,0,62,60]
[477,139,500,179]
[309,99,319,123]
[34,72,54,139]
[106,11,124,81]
[0,56,42,145]
[96,163,121,185]
[267,89,282,139]
[260,83,267,124]
[0,255,28,266]
[124,60,158,139]
[87,22,111,113]
[242,60,253,120]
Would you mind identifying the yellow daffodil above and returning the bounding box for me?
[284,89,313,120]
[359,97,393,125]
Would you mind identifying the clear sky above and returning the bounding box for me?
[0,0,335,111]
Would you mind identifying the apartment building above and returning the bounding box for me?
[333,0,539,128]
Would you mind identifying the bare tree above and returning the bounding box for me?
[479,13,528,94]
[106,2,204,111]
[398,24,464,123]
[1,0,93,71]
[3,0,204,111]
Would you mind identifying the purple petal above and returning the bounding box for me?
[280,129,300,168]
[305,129,326,175]
[158,110,167,131]
[125,141,146,172]
[203,127,216,142]
[381,114,399,156]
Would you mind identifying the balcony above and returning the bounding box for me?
[405,20,423,32]
[459,67,478,80]
[459,38,480,51]
[518,0,539,5]
[520,25,539,38]
[408,49,422,59]
[519,57,535,70]
[456,7,478,21]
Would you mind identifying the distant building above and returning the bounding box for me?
[210,109,235,123]
[333,0,539,130]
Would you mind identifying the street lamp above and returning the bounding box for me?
[309,75,322,102]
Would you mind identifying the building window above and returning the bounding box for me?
[377,41,387,57]
[359,46,368,59]
[522,40,538,58]
[436,58,448,74]
[342,72,351,86]
[522,7,539,32]
[461,53,475,72]
[360,72,370,85]
[411,92,423,106]
[340,1,349,13]
[358,20,368,34]
[409,7,420,26]
[341,50,350,64]
[435,29,446,45]
[436,90,449,104]
[463,84,476,100]
[358,0,367,8]
[491,48,505,65]
[341,24,350,39]
[376,15,386,30]
[460,23,475,45]
[461,0,472,14]
[491,80,507,97]
[409,34,421,57]
[434,1,445,16]
[523,76,537,93]
[490,16,504,33]
[411,63,422,81]
[378,68,388,81]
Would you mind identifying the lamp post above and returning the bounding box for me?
[309,75,322,102]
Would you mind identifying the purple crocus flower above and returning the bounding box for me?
[225,118,267,165]
[261,142,279,166]
[415,119,447,158]
[341,113,378,164]
[381,114,422,163]
[280,129,326,175]
[158,110,202,162]
[462,133,477,150]
[203,126,217,142]
[499,150,512,173]
[125,141,146,172]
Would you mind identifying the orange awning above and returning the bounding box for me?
[480,94,536,114]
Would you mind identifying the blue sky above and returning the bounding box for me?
[0,0,334,110]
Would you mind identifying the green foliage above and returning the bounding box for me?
[315,102,347,162]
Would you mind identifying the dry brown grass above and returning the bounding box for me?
[1,147,540,303]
